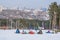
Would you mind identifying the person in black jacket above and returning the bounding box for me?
[37,30,42,34]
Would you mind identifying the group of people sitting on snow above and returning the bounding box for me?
[15,28,57,34]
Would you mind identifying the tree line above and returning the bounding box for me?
[48,2,60,29]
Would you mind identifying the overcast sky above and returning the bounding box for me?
[0,0,60,9]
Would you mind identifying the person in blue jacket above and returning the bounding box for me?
[16,29,20,33]
[46,30,51,33]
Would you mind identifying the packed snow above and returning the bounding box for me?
[0,29,60,40]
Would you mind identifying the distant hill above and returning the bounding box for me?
[40,8,47,11]
[0,9,49,21]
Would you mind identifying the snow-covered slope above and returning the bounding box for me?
[0,29,60,40]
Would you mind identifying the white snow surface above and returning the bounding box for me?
[0,29,60,40]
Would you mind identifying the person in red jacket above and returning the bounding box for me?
[29,30,35,34]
